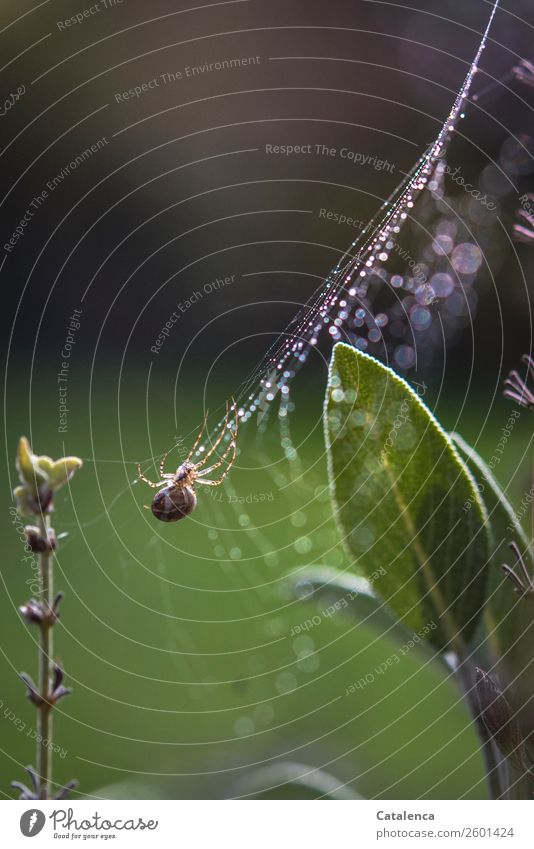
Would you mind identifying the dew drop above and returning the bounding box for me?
[394,344,416,368]
[234,717,255,737]
[451,242,483,274]
[294,536,313,554]
[276,672,297,694]
[430,272,454,298]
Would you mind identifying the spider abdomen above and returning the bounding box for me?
[151,484,197,522]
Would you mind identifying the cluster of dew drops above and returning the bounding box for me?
[203,9,504,442]
[231,119,487,431]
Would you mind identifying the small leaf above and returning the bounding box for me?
[53,779,78,800]
[325,343,491,651]
[49,457,83,490]
[450,432,531,553]
[13,485,35,518]
[35,455,54,477]
[16,437,47,493]
[452,432,534,682]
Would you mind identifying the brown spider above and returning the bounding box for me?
[137,400,238,522]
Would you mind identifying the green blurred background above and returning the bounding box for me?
[1,367,532,799]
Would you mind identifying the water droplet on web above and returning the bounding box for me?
[415,284,436,306]
[500,133,534,177]
[431,272,454,297]
[349,524,376,551]
[297,651,320,673]
[410,305,432,331]
[294,578,315,600]
[293,635,315,653]
[264,552,279,567]
[291,511,307,528]
[350,410,366,428]
[451,242,483,274]
[253,704,274,726]
[294,536,313,554]
[394,345,416,368]
[276,672,297,693]
[234,717,255,737]
[432,234,454,256]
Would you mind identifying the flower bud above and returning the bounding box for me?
[50,662,72,704]
[24,526,47,553]
[14,437,83,518]
[19,600,46,626]
[19,672,43,707]
[23,525,57,553]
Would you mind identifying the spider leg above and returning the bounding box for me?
[195,452,235,487]
[137,464,168,488]
[185,409,209,464]
[196,398,238,469]
[194,401,230,468]
[195,477,226,487]
[196,418,238,484]
[523,354,534,378]
[196,435,236,478]
[159,450,170,479]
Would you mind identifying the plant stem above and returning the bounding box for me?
[506,764,533,799]
[37,511,53,799]
[455,658,505,799]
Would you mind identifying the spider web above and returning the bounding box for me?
[157,0,504,601]
[192,0,501,459]
[81,0,501,532]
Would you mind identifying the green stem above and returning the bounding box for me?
[36,512,53,800]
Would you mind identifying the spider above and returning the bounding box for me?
[137,400,238,522]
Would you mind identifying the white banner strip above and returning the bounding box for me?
[1,799,533,847]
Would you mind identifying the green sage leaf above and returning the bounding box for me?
[324,343,491,651]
